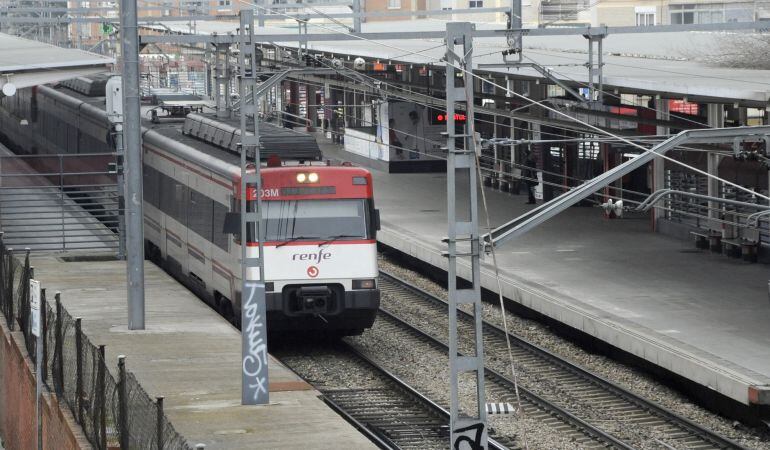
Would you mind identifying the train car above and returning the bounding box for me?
[0,79,381,335]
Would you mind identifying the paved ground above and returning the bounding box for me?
[29,254,376,450]
[320,135,770,405]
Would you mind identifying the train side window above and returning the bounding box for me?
[212,201,229,251]
[159,172,176,219]
[175,182,188,226]
[174,183,185,202]
[142,166,159,207]
[188,189,213,241]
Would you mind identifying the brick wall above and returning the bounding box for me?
[0,319,91,450]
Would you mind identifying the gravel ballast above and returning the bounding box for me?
[376,255,770,449]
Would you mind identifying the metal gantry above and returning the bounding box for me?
[138,20,770,45]
[238,9,269,405]
[444,22,488,450]
[482,125,770,248]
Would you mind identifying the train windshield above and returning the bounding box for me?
[262,199,370,242]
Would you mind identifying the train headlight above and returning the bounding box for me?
[296,173,307,183]
[308,172,319,183]
[353,279,376,290]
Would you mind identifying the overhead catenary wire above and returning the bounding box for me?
[239,11,770,247]
[520,58,770,165]
[238,11,769,189]
[229,102,770,222]
[520,54,713,130]
[280,65,678,146]
[258,43,770,237]
[280,65,752,207]
[219,10,770,434]
[264,45,728,160]
[272,58,756,211]
[277,97,670,202]
[263,49,668,144]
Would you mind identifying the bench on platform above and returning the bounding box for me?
[690,230,721,251]
[722,238,759,262]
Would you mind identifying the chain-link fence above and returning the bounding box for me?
[0,235,191,450]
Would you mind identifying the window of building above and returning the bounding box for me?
[578,141,600,160]
[635,6,656,25]
[469,0,483,7]
[547,85,565,98]
[441,0,453,10]
[670,3,724,24]
[636,13,655,25]
[218,0,231,6]
[388,0,401,9]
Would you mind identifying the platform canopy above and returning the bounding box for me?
[143,20,770,105]
[0,33,114,96]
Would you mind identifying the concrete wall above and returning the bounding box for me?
[345,128,389,161]
[0,319,90,450]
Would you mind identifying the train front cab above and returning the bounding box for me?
[232,166,381,335]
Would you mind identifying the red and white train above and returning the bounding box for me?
[0,76,381,335]
[234,164,380,331]
[143,129,381,334]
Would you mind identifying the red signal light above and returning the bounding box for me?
[433,112,466,123]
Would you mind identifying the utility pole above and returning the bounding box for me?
[510,0,521,28]
[238,9,269,406]
[352,0,361,33]
[444,22,488,449]
[118,0,145,330]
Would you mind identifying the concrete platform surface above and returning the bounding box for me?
[322,139,770,406]
[29,254,376,450]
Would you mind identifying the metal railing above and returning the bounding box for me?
[0,236,190,450]
[664,169,770,245]
[0,153,121,252]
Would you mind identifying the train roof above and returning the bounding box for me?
[182,113,323,162]
[48,78,324,175]
[261,165,371,177]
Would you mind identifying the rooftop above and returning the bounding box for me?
[147,20,770,104]
[0,33,114,94]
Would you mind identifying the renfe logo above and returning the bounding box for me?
[292,250,332,264]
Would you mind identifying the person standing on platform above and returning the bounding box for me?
[389,119,404,159]
[522,152,538,205]
[283,104,294,129]
[335,110,345,145]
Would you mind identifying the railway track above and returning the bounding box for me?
[273,341,511,450]
[378,270,747,450]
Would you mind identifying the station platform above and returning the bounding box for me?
[28,253,376,449]
[321,137,770,408]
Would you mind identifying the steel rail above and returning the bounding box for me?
[342,342,511,450]
[274,341,510,450]
[373,304,632,449]
[379,270,748,450]
[320,395,403,450]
